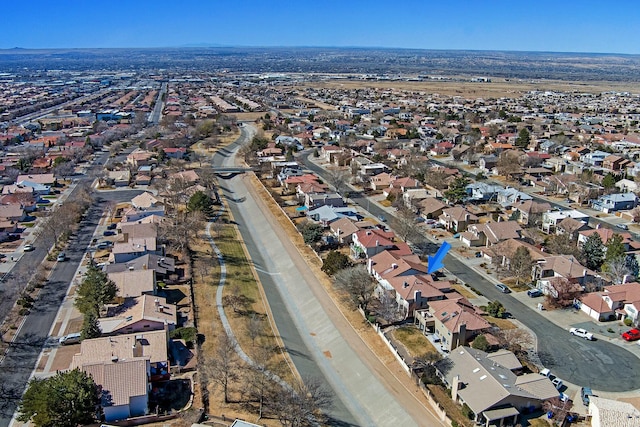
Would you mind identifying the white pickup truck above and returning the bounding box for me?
[570,327,594,340]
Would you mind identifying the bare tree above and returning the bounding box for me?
[271,377,333,427]
[394,205,421,243]
[496,328,534,354]
[205,333,240,403]
[326,167,350,198]
[510,246,533,286]
[376,290,402,324]
[606,256,630,285]
[333,265,376,310]
[247,314,266,349]
[246,344,284,419]
[496,150,523,180]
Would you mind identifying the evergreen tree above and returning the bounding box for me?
[81,311,102,340]
[605,233,626,263]
[321,251,351,276]
[581,233,604,271]
[18,369,100,427]
[515,128,530,148]
[187,190,214,216]
[75,263,118,316]
[626,254,640,278]
[602,172,617,189]
[443,176,469,204]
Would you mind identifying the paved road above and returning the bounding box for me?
[148,82,167,124]
[300,153,640,393]
[0,145,141,426]
[214,127,444,426]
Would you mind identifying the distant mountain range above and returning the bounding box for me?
[0,47,638,82]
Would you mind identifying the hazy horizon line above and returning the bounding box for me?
[0,44,638,57]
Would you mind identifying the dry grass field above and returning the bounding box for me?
[298,78,640,99]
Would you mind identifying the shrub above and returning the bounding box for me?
[624,318,633,326]
[471,335,489,352]
[462,403,474,420]
[18,308,30,316]
[170,327,198,345]
[451,421,459,427]
[607,327,615,333]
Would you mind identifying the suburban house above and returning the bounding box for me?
[329,217,374,244]
[533,255,596,289]
[466,183,504,202]
[579,283,640,323]
[416,197,447,219]
[435,347,559,426]
[513,200,551,226]
[104,254,176,280]
[591,193,637,213]
[107,170,131,187]
[386,274,450,318]
[460,221,522,248]
[368,251,428,288]
[482,239,546,269]
[588,396,640,427]
[16,173,55,186]
[370,172,394,190]
[577,228,637,252]
[306,205,359,226]
[496,187,532,207]
[541,209,589,234]
[110,236,162,263]
[304,192,345,209]
[71,329,170,382]
[108,269,157,297]
[439,207,479,233]
[131,192,163,210]
[602,154,634,172]
[556,217,591,239]
[0,204,26,223]
[417,298,491,351]
[82,359,150,422]
[99,294,177,335]
[352,229,411,259]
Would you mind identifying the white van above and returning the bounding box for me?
[59,332,81,345]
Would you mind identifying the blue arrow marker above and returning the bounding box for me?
[427,241,451,274]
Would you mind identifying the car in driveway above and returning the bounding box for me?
[570,327,594,340]
[581,387,595,406]
[103,230,116,236]
[527,288,543,298]
[23,243,34,252]
[622,328,640,341]
[495,283,511,293]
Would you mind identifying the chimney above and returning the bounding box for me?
[159,306,164,313]
[451,375,460,402]
[414,290,422,302]
[123,232,129,242]
[596,223,601,229]
[376,240,380,247]
[458,323,467,347]
[154,298,160,311]
[391,263,398,269]
[367,258,373,273]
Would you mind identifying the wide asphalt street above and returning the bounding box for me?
[300,153,640,393]
[213,126,445,426]
[0,154,143,426]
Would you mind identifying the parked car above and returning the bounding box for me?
[616,223,629,230]
[570,327,594,340]
[96,241,112,250]
[59,332,81,345]
[378,215,387,222]
[103,230,116,236]
[495,283,511,293]
[106,223,117,230]
[527,289,543,298]
[56,252,66,262]
[581,387,595,406]
[622,328,640,341]
[23,243,34,252]
[550,375,563,390]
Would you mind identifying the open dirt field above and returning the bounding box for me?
[298,78,640,99]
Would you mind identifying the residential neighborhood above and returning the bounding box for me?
[1,61,640,427]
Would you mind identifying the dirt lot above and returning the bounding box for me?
[298,78,640,99]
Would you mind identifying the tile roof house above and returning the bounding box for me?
[436,347,559,426]
[329,217,374,244]
[104,254,176,279]
[71,329,169,374]
[416,197,447,219]
[107,269,157,298]
[386,274,450,317]
[370,172,393,190]
[588,396,640,427]
[460,221,522,248]
[422,298,492,351]
[577,228,637,252]
[579,282,640,322]
[99,294,177,335]
[130,192,163,210]
[82,358,150,422]
[16,173,55,185]
[513,200,551,226]
[353,229,411,259]
[110,236,161,263]
[533,255,596,289]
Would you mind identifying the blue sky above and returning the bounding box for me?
[2,0,639,54]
